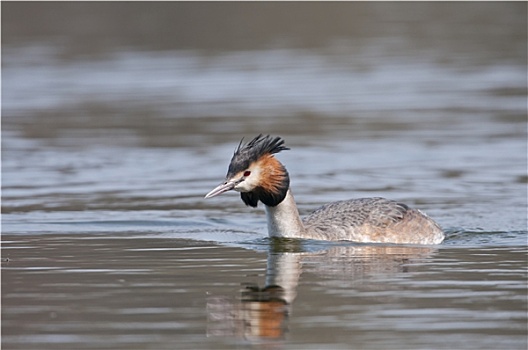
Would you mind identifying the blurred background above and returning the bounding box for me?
[2,3,527,350]
[2,2,527,232]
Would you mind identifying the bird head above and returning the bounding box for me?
[205,134,290,207]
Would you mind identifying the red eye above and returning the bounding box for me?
[244,170,251,177]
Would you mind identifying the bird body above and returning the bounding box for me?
[205,135,444,245]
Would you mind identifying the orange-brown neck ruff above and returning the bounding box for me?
[241,155,290,207]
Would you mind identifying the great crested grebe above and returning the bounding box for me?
[205,134,444,245]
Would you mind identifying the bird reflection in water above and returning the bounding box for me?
[206,239,436,341]
[206,284,290,341]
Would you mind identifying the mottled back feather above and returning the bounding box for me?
[303,197,443,244]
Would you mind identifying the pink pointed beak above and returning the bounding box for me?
[204,180,237,199]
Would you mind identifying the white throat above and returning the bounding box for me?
[265,189,305,238]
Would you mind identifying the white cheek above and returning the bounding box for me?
[233,169,260,192]
[234,182,250,192]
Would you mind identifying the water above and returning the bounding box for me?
[2,236,526,350]
[2,3,527,350]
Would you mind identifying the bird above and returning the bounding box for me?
[205,134,444,245]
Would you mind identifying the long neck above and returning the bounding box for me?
[265,189,306,238]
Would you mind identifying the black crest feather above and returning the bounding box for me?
[227,134,289,178]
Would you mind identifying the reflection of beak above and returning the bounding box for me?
[204,180,237,199]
